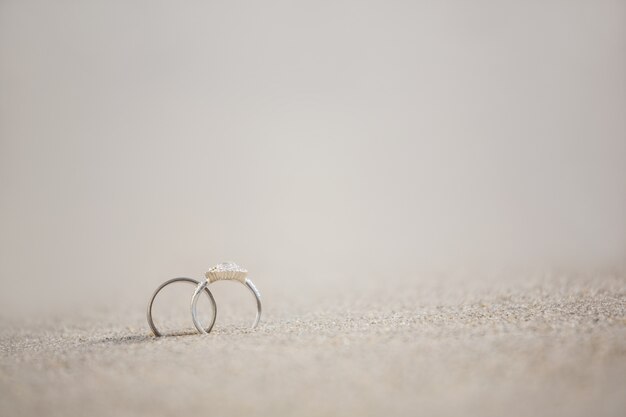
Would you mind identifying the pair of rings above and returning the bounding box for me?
[147,262,261,336]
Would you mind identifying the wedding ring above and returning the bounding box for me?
[191,262,261,334]
[147,277,217,337]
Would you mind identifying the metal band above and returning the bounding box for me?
[191,277,262,334]
[147,277,217,337]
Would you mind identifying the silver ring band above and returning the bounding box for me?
[191,277,262,334]
[147,277,217,337]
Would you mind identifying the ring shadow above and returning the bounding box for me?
[89,329,203,346]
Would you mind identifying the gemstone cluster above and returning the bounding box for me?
[205,262,248,283]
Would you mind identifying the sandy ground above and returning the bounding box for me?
[1,273,625,417]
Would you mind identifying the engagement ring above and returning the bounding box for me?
[191,262,262,334]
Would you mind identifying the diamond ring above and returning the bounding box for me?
[147,277,217,337]
[191,262,262,334]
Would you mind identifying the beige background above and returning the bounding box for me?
[1,0,625,316]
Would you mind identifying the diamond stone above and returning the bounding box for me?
[205,262,248,283]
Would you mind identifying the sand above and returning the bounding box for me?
[1,273,625,417]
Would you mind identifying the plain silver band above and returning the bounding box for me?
[191,277,262,334]
[147,277,217,337]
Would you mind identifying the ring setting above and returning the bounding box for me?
[205,262,248,282]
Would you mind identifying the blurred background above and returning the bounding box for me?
[1,0,625,318]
